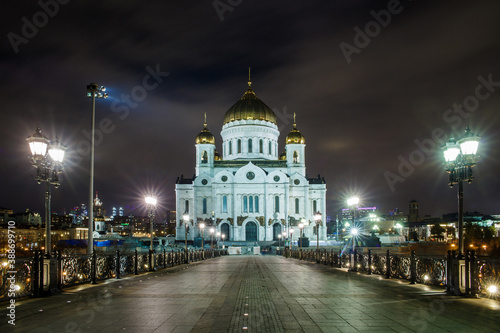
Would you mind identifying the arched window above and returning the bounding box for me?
[293,151,299,163]
[185,200,189,213]
[201,151,208,164]
[295,198,299,214]
[275,196,280,213]
[249,196,253,213]
[259,139,263,153]
[313,200,317,214]
[222,196,227,213]
[268,141,272,155]
[237,139,242,154]
[254,196,259,213]
[243,196,248,213]
[248,139,253,153]
[202,198,207,214]
[229,141,232,155]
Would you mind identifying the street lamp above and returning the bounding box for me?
[210,227,215,248]
[298,223,304,249]
[289,228,294,251]
[442,127,480,257]
[27,127,66,257]
[278,234,282,251]
[183,212,189,263]
[314,212,322,262]
[199,222,205,250]
[86,83,108,255]
[216,231,221,248]
[221,234,225,248]
[145,196,157,251]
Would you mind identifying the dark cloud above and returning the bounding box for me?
[1,0,499,218]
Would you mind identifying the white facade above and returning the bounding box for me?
[175,81,327,243]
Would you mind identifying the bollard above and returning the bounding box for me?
[410,250,416,284]
[115,250,121,279]
[91,252,97,284]
[385,250,391,279]
[368,249,372,275]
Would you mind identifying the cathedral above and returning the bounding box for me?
[175,75,327,244]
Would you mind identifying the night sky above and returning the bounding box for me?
[1,0,500,220]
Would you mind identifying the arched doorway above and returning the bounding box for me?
[221,223,230,241]
[273,223,282,240]
[245,222,258,241]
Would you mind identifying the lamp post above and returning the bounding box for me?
[199,222,205,249]
[216,231,221,248]
[221,234,225,248]
[145,196,157,251]
[210,227,215,248]
[442,127,480,257]
[183,213,189,263]
[289,228,294,251]
[86,83,108,255]
[314,212,322,262]
[347,197,359,270]
[298,223,304,250]
[27,127,66,257]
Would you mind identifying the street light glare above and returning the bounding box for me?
[145,196,157,206]
[347,196,360,206]
[350,228,358,236]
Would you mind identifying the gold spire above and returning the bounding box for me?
[293,113,296,127]
[204,112,207,127]
[248,66,251,88]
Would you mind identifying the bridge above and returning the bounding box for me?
[1,254,499,332]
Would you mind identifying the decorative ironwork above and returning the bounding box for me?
[0,258,33,300]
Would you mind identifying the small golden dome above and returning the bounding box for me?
[214,149,222,161]
[285,113,305,144]
[223,74,277,125]
[195,113,215,144]
[279,151,287,160]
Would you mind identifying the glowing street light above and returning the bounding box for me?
[86,83,108,255]
[183,213,189,263]
[145,196,157,251]
[27,127,66,257]
[442,127,480,257]
[298,223,304,249]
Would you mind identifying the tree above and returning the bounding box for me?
[431,223,445,239]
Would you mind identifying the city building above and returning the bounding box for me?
[175,76,327,243]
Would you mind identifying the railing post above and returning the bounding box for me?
[134,249,138,275]
[465,250,470,295]
[115,250,121,279]
[368,249,372,275]
[148,249,153,272]
[33,250,39,297]
[39,250,44,293]
[446,250,452,293]
[410,250,416,284]
[57,250,62,290]
[91,252,97,284]
[385,250,391,279]
[469,250,478,297]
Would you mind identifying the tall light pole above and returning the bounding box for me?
[221,234,225,248]
[442,127,480,257]
[299,223,304,250]
[199,222,205,250]
[289,228,294,251]
[210,227,215,248]
[183,213,189,263]
[347,197,359,269]
[216,231,221,248]
[86,83,108,255]
[145,196,157,251]
[314,212,322,263]
[27,127,66,257]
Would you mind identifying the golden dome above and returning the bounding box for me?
[285,113,305,144]
[195,113,215,144]
[223,75,277,125]
[279,151,287,160]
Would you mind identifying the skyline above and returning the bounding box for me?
[2,1,500,219]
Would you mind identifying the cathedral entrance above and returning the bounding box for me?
[221,223,230,241]
[272,223,282,240]
[245,222,258,241]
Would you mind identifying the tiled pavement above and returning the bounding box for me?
[1,255,499,332]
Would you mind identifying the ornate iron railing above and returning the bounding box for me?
[0,248,228,301]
